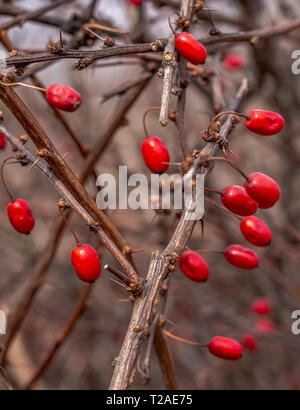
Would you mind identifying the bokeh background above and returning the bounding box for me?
[0,0,300,390]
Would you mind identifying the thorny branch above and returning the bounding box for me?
[0,77,152,369]
[109,79,248,390]
[0,126,141,291]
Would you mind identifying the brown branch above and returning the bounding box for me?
[1,126,140,288]
[154,321,179,390]
[200,18,300,46]
[0,83,138,282]
[5,17,300,70]
[0,0,75,32]
[99,72,153,105]
[0,79,151,368]
[159,35,177,126]
[175,0,196,161]
[24,283,92,390]
[5,44,155,68]
[0,217,66,368]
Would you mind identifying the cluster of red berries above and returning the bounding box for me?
[4,198,100,282]
[1,140,100,283]
[242,298,275,351]
[141,110,284,175]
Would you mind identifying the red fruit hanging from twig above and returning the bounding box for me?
[244,172,281,209]
[252,298,272,315]
[208,337,243,361]
[178,251,209,283]
[225,244,259,270]
[141,107,170,173]
[223,54,246,70]
[175,32,207,65]
[221,185,258,216]
[71,244,102,283]
[7,199,35,235]
[240,216,272,247]
[245,110,285,136]
[255,318,276,334]
[168,16,207,65]
[141,137,170,174]
[242,334,258,351]
[46,84,82,112]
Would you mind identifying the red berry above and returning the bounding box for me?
[175,33,207,65]
[255,318,276,334]
[225,245,259,270]
[245,110,285,136]
[71,244,101,283]
[223,54,246,70]
[252,298,272,315]
[178,251,209,283]
[221,186,258,216]
[244,172,280,209]
[7,198,35,234]
[240,216,272,247]
[0,132,6,150]
[128,0,142,4]
[141,137,170,174]
[46,84,82,112]
[209,337,243,361]
[242,334,258,351]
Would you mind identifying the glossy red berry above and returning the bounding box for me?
[225,245,259,270]
[7,199,35,234]
[141,137,170,174]
[221,186,258,216]
[255,318,276,334]
[178,251,209,283]
[175,33,207,65]
[244,172,280,209]
[71,244,101,283]
[252,298,272,315]
[242,334,258,351]
[0,132,6,150]
[209,337,243,361]
[223,54,245,70]
[240,216,272,247]
[46,84,82,112]
[245,110,285,136]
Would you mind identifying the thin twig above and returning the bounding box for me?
[25,283,92,390]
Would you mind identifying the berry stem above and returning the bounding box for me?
[195,249,225,255]
[163,329,207,347]
[0,81,47,93]
[211,150,249,181]
[168,14,177,37]
[222,146,250,181]
[58,208,81,247]
[1,157,15,201]
[143,106,161,139]
[204,186,222,195]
